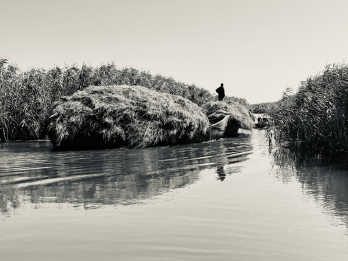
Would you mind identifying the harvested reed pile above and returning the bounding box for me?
[223,96,249,107]
[202,101,254,130]
[46,85,209,149]
[268,63,348,154]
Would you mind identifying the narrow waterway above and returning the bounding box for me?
[0,130,347,260]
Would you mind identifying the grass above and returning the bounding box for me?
[0,59,212,141]
[268,63,348,154]
[201,100,254,130]
[46,85,209,148]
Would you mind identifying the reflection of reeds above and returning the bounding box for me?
[0,169,201,213]
[270,144,348,231]
[0,138,252,215]
[0,59,213,141]
[268,64,348,154]
[270,145,322,179]
[0,183,21,216]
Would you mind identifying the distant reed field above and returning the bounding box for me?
[250,102,275,113]
[268,64,348,154]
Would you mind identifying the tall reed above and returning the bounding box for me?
[268,64,348,153]
[0,59,213,141]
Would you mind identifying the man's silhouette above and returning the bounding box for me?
[216,83,225,101]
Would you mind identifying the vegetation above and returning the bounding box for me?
[46,85,209,149]
[268,64,348,154]
[224,96,249,108]
[250,102,275,113]
[202,101,254,130]
[0,59,212,141]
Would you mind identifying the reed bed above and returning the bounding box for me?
[201,101,254,130]
[0,59,212,141]
[268,64,348,153]
[46,85,209,149]
[250,102,275,113]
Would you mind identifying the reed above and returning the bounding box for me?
[250,102,275,113]
[268,63,348,153]
[223,96,249,108]
[46,85,209,149]
[0,59,212,141]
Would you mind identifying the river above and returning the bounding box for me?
[0,130,347,260]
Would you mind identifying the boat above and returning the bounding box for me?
[208,115,239,140]
[255,117,269,129]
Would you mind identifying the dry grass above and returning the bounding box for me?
[201,101,254,130]
[46,85,209,148]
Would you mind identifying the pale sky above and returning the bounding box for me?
[2,0,348,104]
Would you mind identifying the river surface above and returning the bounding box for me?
[0,130,348,260]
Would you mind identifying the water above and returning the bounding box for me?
[0,130,347,260]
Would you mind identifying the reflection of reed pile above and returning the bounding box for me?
[270,145,348,231]
[0,162,201,214]
[0,138,252,215]
[25,170,200,208]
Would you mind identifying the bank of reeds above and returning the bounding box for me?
[250,102,275,113]
[46,85,209,149]
[0,59,212,141]
[268,64,348,153]
[202,101,254,130]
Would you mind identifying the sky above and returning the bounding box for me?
[2,0,348,104]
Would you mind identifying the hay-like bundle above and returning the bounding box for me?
[46,85,209,149]
[201,101,254,130]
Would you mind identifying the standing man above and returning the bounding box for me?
[216,83,225,101]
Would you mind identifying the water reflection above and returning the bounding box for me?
[0,135,252,216]
[269,145,348,232]
[216,166,226,181]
